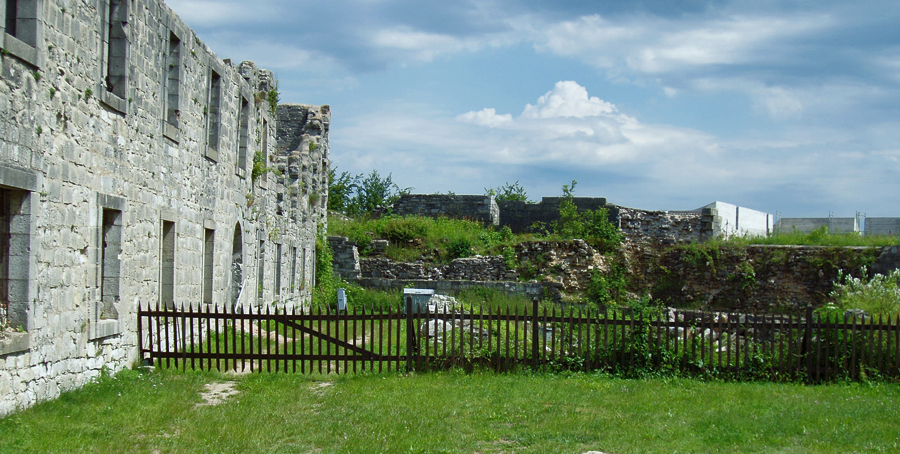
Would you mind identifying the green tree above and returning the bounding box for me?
[327,166,412,216]
[327,165,359,213]
[555,180,622,253]
[485,181,530,202]
[348,169,411,216]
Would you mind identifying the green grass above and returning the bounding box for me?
[743,228,898,247]
[2,369,899,453]
[328,214,526,263]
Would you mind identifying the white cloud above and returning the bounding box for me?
[520,81,619,119]
[537,14,833,74]
[455,108,513,127]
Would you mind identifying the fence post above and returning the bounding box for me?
[406,296,414,372]
[532,297,539,370]
[805,306,814,384]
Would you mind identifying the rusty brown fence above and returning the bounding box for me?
[138,300,900,382]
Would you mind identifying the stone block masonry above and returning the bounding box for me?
[0,0,328,416]
[394,194,499,225]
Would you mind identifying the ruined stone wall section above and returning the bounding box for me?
[275,104,330,230]
[393,194,499,225]
[498,197,611,233]
[0,0,327,416]
[360,255,514,282]
[617,206,714,246]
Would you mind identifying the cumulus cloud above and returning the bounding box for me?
[454,81,714,166]
[520,81,619,119]
[456,108,514,127]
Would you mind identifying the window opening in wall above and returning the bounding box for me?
[275,243,282,297]
[310,245,316,288]
[203,228,214,305]
[100,208,122,319]
[160,221,175,308]
[5,0,18,37]
[301,247,306,290]
[165,31,181,130]
[257,240,264,301]
[3,0,40,67]
[290,246,297,293]
[5,0,37,46]
[0,188,31,330]
[261,119,268,156]
[230,224,243,309]
[0,189,13,326]
[237,96,249,175]
[104,0,129,100]
[206,70,222,151]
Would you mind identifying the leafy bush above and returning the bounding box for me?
[447,237,473,259]
[312,226,344,309]
[586,261,627,306]
[829,266,900,318]
[379,216,427,243]
[485,181,530,202]
[554,181,623,253]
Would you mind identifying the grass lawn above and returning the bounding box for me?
[1,369,898,453]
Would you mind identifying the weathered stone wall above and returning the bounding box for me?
[617,206,714,245]
[0,0,327,416]
[393,194,499,225]
[643,245,883,313]
[328,236,360,280]
[356,278,543,300]
[498,197,611,233]
[360,255,516,281]
[513,240,608,295]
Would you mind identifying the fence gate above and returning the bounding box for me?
[138,302,407,374]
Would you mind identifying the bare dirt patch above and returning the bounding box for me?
[197,381,240,407]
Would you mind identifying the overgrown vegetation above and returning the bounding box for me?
[743,225,897,247]
[829,267,900,318]
[328,213,518,263]
[250,151,279,182]
[312,226,341,309]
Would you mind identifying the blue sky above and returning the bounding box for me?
[166,0,900,217]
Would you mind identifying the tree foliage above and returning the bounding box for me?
[327,165,411,216]
[485,181,530,202]
[555,180,623,253]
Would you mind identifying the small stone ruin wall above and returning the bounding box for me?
[393,195,499,225]
[360,256,514,281]
[642,245,893,313]
[617,206,714,246]
[498,197,611,233]
[513,240,608,295]
[328,236,361,279]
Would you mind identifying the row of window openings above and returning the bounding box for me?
[5,0,267,174]
[156,223,307,309]
[164,33,266,176]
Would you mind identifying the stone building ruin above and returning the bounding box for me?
[0,0,328,415]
